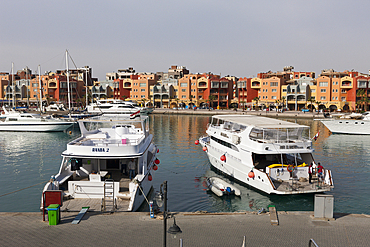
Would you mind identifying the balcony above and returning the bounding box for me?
[123,82,131,88]
[220,82,228,88]
[198,82,207,88]
[211,82,219,88]
[251,82,261,89]
[48,82,57,88]
[341,81,352,89]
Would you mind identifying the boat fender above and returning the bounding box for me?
[226,187,232,193]
[287,165,294,172]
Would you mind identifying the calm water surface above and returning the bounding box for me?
[0,115,369,214]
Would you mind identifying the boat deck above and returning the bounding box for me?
[60,198,130,212]
[59,175,133,212]
[274,178,331,193]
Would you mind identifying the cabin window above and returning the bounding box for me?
[211,136,238,151]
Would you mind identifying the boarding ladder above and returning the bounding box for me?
[102,179,116,212]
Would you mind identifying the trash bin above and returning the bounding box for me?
[47,204,60,225]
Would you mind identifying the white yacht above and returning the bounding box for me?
[86,99,153,116]
[41,115,159,212]
[320,112,370,135]
[197,115,334,195]
[0,107,73,132]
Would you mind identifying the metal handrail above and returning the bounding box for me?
[309,239,319,247]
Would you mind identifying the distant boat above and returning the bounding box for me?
[206,177,241,197]
[0,106,73,132]
[320,112,370,135]
[86,99,153,116]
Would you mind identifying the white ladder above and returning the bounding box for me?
[102,179,116,212]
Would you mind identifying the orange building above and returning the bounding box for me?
[130,74,157,101]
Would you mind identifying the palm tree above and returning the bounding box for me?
[208,95,217,110]
[240,100,246,111]
[189,94,195,109]
[174,97,179,110]
[141,98,147,107]
[356,89,369,112]
[253,97,260,111]
[307,97,316,112]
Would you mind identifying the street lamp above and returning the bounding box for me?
[155,181,182,247]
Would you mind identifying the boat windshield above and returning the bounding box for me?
[211,118,247,133]
[80,116,149,133]
[249,127,309,143]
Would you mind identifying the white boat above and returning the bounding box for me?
[0,107,74,132]
[198,115,334,195]
[320,112,370,135]
[86,99,153,116]
[41,115,159,212]
[206,177,241,197]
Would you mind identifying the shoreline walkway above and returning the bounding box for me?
[1,211,369,246]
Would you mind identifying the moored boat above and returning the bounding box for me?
[206,177,241,197]
[86,99,153,116]
[41,115,159,212]
[320,112,370,135]
[0,106,74,132]
[197,115,334,195]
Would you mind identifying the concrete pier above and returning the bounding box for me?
[0,211,369,246]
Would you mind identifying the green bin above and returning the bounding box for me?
[47,204,60,225]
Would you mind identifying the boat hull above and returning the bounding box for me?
[0,122,73,132]
[321,119,370,135]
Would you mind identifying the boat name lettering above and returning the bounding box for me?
[92,148,110,152]
[220,132,229,138]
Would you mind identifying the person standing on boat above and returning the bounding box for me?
[128,158,136,180]
[308,163,313,184]
[317,162,324,179]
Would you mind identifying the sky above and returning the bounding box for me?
[1,0,370,81]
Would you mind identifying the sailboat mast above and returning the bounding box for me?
[11,62,14,108]
[66,50,71,111]
[38,65,43,113]
[85,68,88,109]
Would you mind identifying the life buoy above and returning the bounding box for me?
[287,165,294,172]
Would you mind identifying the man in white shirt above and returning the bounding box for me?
[128,158,136,180]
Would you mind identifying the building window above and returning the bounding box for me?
[180,83,187,87]
[181,95,186,98]
[319,81,328,87]
[270,82,278,87]
[320,96,326,100]
[283,89,287,92]
[341,90,346,93]
[139,83,146,87]
[141,95,145,98]
[321,89,326,93]
[141,89,145,92]
[335,97,338,100]
[311,89,315,93]
[358,80,367,88]
[341,97,346,101]
[272,96,277,99]
[272,89,277,92]
[182,89,186,92]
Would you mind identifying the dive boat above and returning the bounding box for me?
[0,107,73,132]
[198,115,334,195]
[41,115,159,212]
[86,99,153,116]
[206,177,241,197]
[320,112,370,135]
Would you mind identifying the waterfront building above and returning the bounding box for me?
[286,76,315,111]
[130,73,157,105]
[237,77,258,109]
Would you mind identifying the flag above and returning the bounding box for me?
[130,110,141,119]
[312,131,319,141]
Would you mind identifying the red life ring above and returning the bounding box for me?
[287,165,294,172]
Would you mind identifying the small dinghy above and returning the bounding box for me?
[206,177,241,197]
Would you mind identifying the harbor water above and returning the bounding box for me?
[0,114,369,215]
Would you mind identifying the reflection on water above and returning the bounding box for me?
[0,115,369,214]
[0,129,80,212]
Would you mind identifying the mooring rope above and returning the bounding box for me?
[0,180,49,198]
